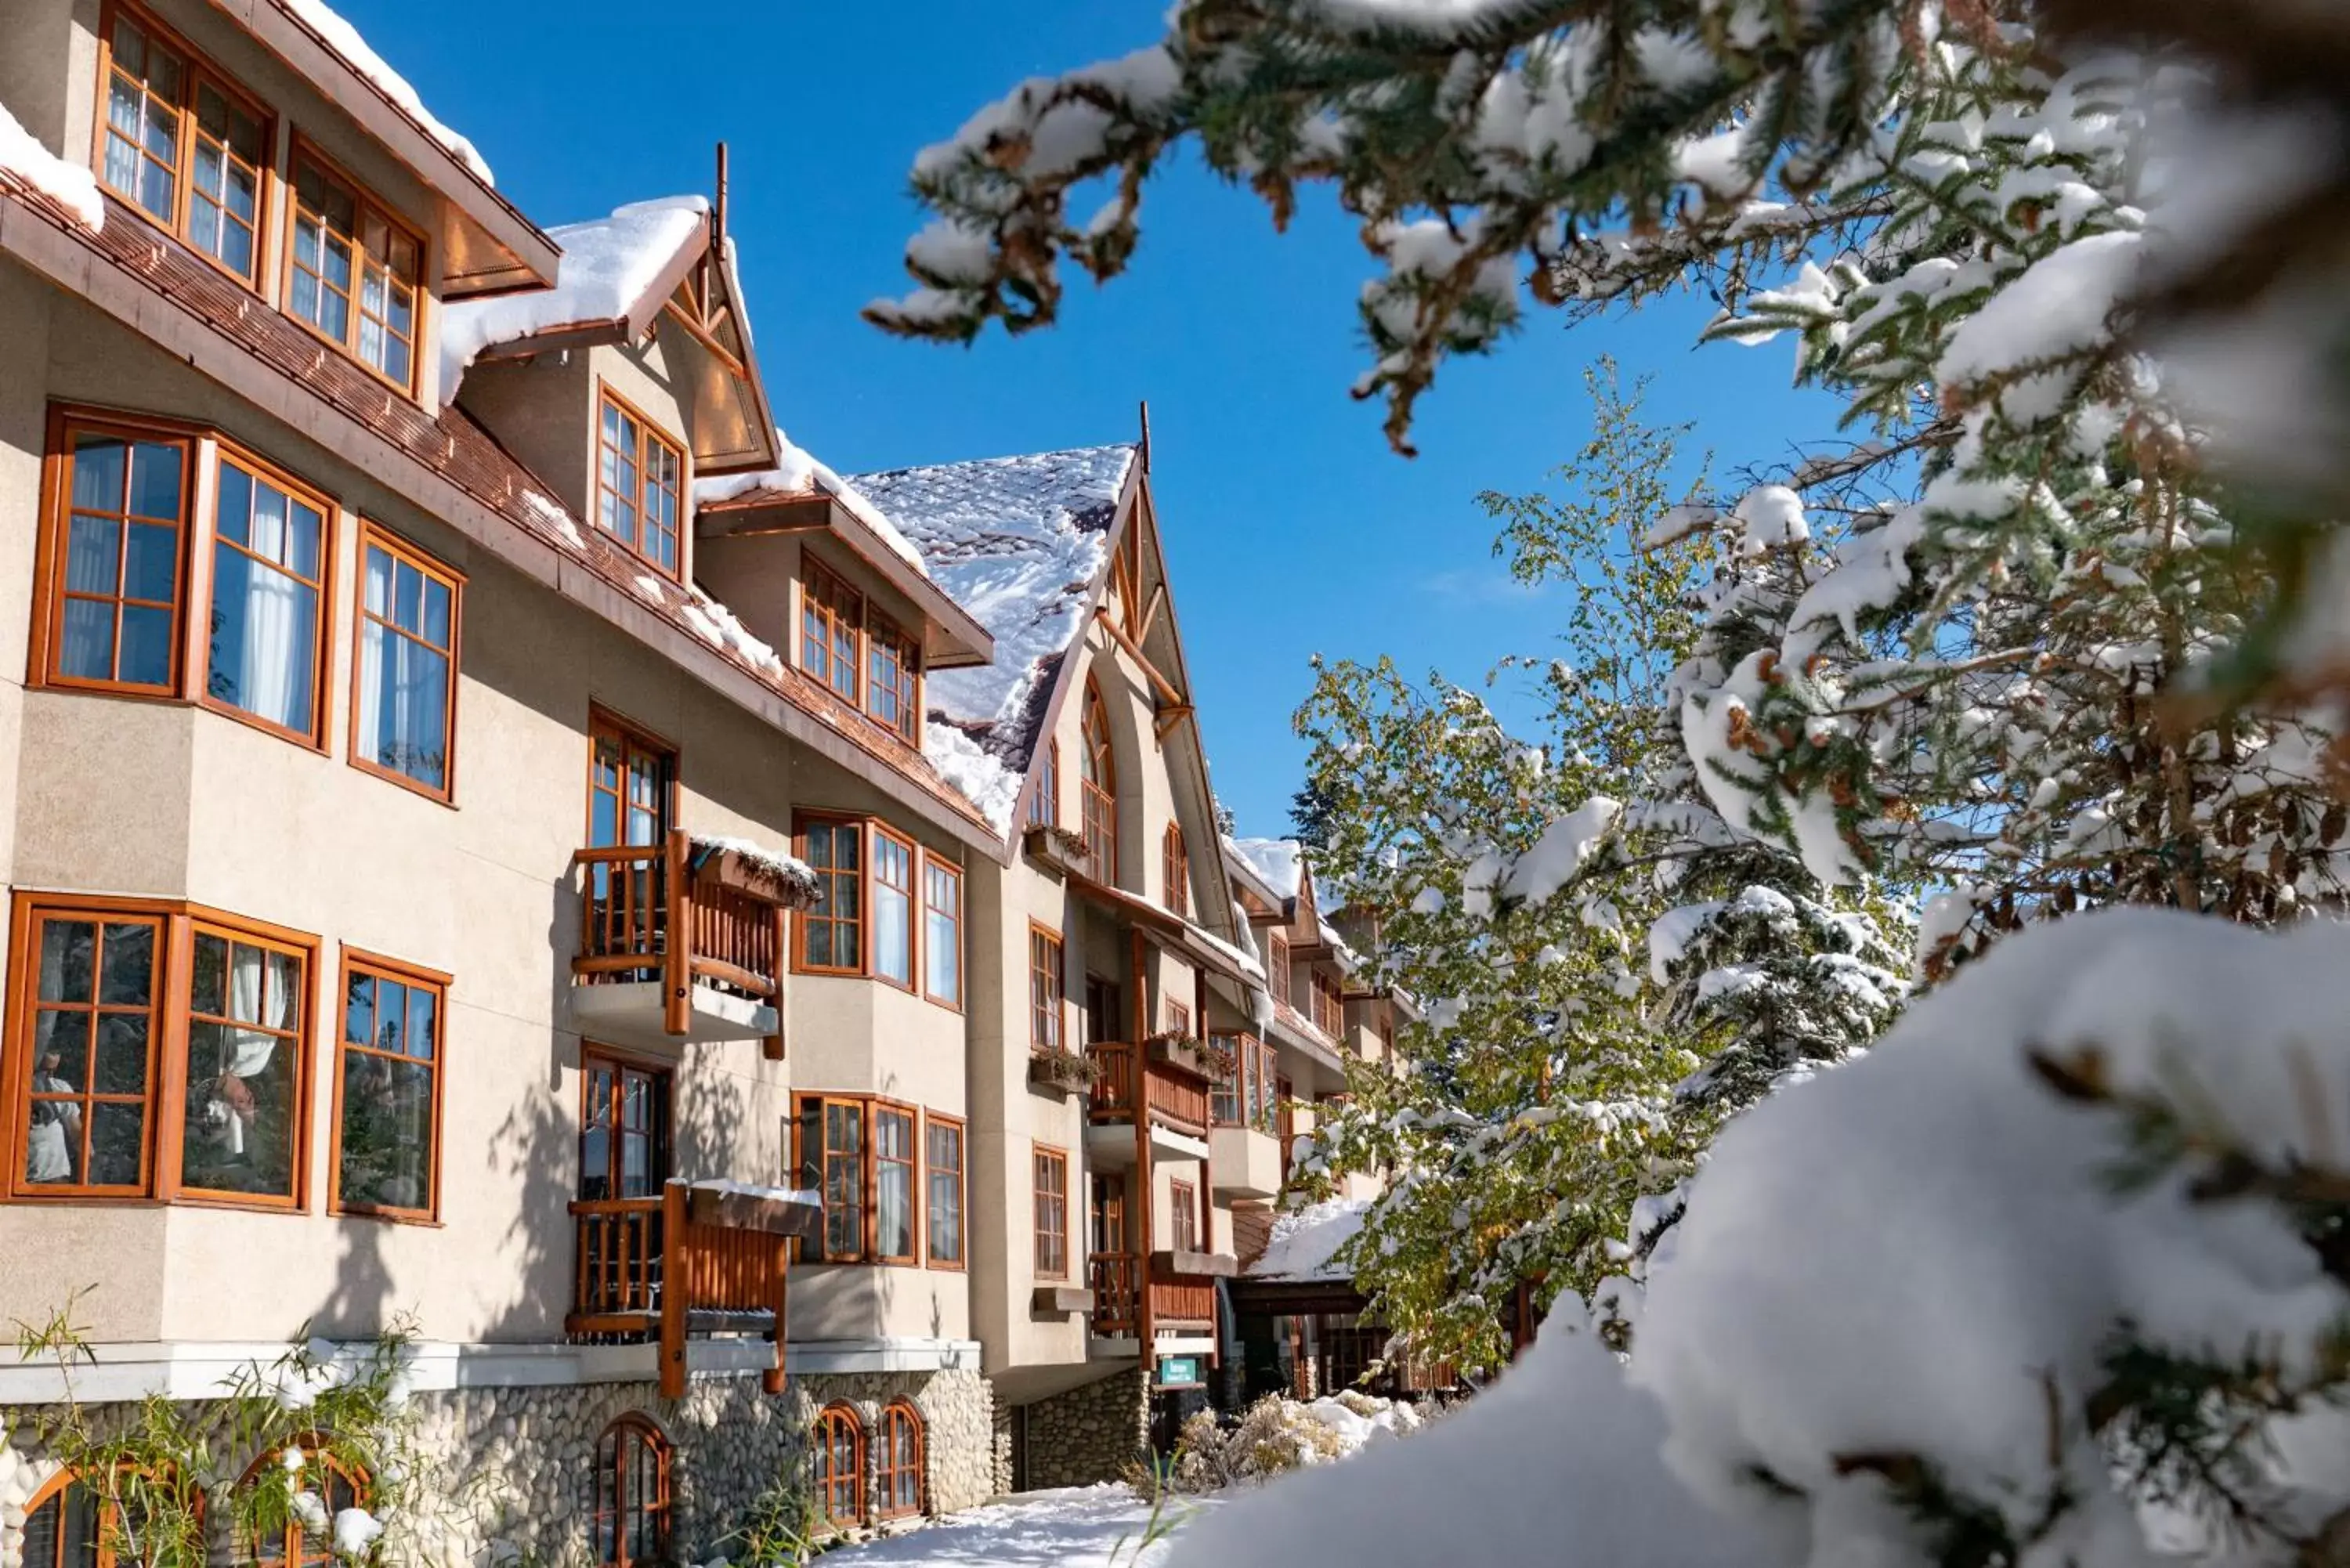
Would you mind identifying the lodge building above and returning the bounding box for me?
[0,0,1419,1561]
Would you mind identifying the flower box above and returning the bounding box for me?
[1021,824,1094,879]
[1147,1035,1209,1078]
[1028,1050,1100,1097]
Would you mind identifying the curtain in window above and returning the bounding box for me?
[183,936,298,1194]
[211,466,320,732]
[356,546,452,789]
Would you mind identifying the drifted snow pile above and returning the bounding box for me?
[1170,909,2350,1567]
[1159,1390,1423,1494]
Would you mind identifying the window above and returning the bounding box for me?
[1170,1177,1198,1252]
[1166,1000,1191,1040]
[207,453,330,741]
[1162,824,1188,918]
[591,1418,671,1568]
[288,149,421,388]
[1209,1034,1245,1127]
[248,1443,363,1568]
[8,898,320,1207]
[871,827,914,990]
[1255,1040,1281,1133]
[815,1405,863,1528]
[1091,1172,1126,1255]
[1079,681,1117,883]
[797,818,863,974]
[580,1053,671,1202]
[587,710,675,851]
[1267,930,1292,1008]
[98,3,269,283]
[795,1094,867,1262]
[1029,927,1065,1052]
[1027,738,1058,829]
[22,1467,196,1568]
[866,612,919,742]
[352,526,461,799]
[1313,968,1346,1038]
[17,908,164,1194]
[799,562,862,704]
[331,952,445,1220]
[925,1115,964,1267]
[42,419,190,695]
[922,862,962,1008]
[878,1404,924,1519]
[596,392,684,575]
[177,921,307,1202]
[1210,1035,1279,1132]
[1033,1145,1068,1278]
[874,1104,916,1263]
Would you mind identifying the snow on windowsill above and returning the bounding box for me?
[0,98,102,229]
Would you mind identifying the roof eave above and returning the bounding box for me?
[214,0,559,294]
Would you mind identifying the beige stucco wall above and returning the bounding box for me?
[0,276,986,1351]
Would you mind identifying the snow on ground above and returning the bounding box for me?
[818,1485,1213,1568]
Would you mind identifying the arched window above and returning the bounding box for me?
[877,1403,924,1519]
[24,1467,199,1568]
[245,1439,366,1568]
[591,1416,671,1568]
[1080,681,1117,883]
[815,1404,864,1528]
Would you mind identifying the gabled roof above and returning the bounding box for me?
[439,196,779,475]
[847,443,1141,782]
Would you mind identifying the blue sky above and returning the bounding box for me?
[361,0,1839,837]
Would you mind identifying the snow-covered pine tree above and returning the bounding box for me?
[1296,370,1906,1367]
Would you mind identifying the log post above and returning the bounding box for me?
[659,1180,688,1399]
[663,829,691,1038]
[764,1229,789,1396]
[764,901,788,1061]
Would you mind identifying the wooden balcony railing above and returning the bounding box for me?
[1086,1043,1210,1138]
[1088,1250,1220,1339]
[566,1180,818,1396]
[572,829,797,1052]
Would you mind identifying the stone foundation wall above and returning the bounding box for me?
[0,1365,997,1568]
[1020,1367,1148,1490]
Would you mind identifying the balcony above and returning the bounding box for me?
[569,830,814,1055]
[1088,1250,1228,1340]
[567,1178,822,1396]
[1209,1123,1285,1201]
[1084,1042,1212,1165]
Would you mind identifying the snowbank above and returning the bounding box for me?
[0,96,102,228]
[439,197,707,405]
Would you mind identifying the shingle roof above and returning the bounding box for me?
[847,443,1138,771]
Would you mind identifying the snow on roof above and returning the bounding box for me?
[279,0,494,186]
[1228,836,1306,901]
[0,96,102,228]
[698,428,927,576]
[1248,1196,1371,1282]
[847,443,1138,775]
[438,196,707,406]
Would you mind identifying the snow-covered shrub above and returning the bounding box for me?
[1151,1392,1424,1496]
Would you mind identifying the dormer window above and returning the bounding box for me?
[1080,680,1117,883]
[596,391,684,575]
[797,558,924,744]
[289,149,421,389]
[99,3,270,285]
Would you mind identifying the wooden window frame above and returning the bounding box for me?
[591,1414,672,1568]
[327,947,449,1225]
[872,1099,920,1266]
[201,442,337,750]
[1210,1033,1246,1128]
[244,1437,364,1568]
[1312,966,1346,1038]
[1166,1000,1192,1039]
[1032,1143,1069,1279]
[22,1465,204,1568]
[794,814,866,977]
[595,385,688,579]
[797,557,863,706]
[1079,679,1118,883]
[877,1402,925,1520]
[1028,923,1065,1053]
[1027,737,1058,829]
[587,706,679,849]
[1267,929,1292,1008]
[815,1404,865,1528]
[924,1112,965,1270]
[1162,822,1189,919]
[349,522,464,804]
[869,823,917,995]
[920,858,964,1012]
[1170,1176,1198,1253]
[579,1047,674,1202]
[864,607,920,745]
[31,408,201,701]
[93,0,275,289]
[283,137,426,395]
[3,892,320,1209]
[793,1093,927,1268]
